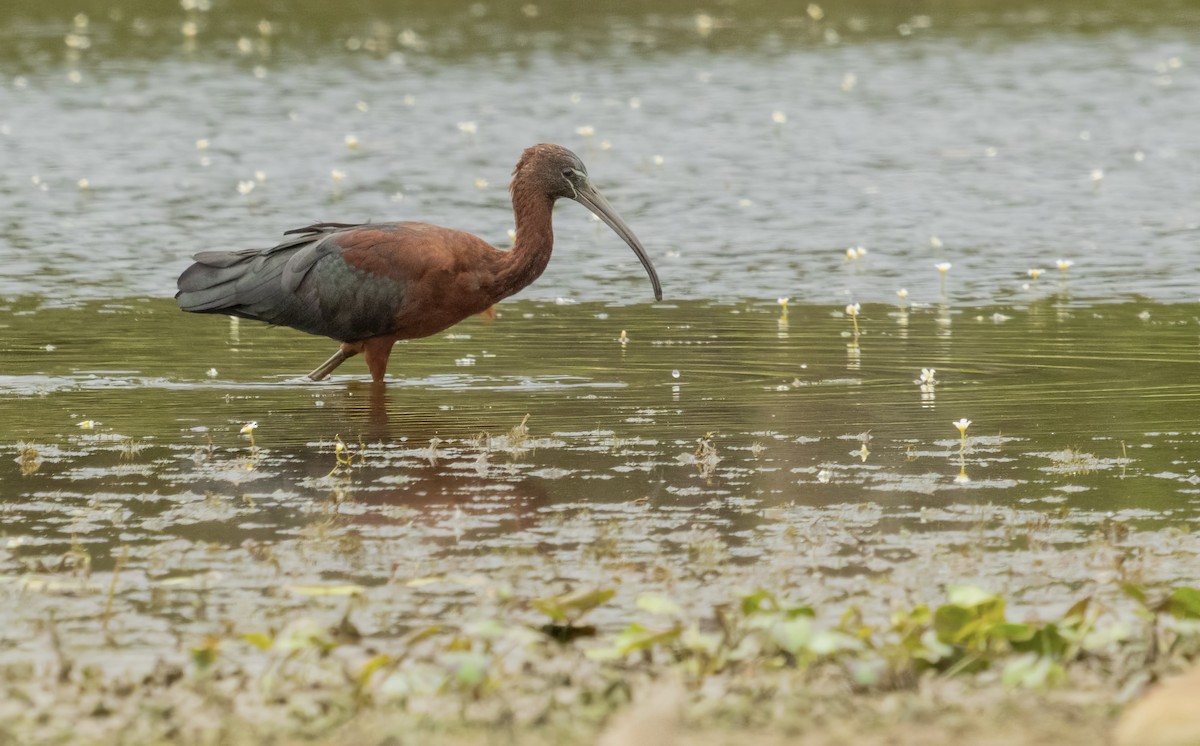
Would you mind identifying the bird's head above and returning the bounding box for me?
[512,143,663,301]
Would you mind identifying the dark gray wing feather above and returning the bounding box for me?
[176,223,406,342]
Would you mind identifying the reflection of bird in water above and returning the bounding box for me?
[177,144,661,383]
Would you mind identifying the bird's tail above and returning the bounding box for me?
[176,249,274,316]
[308,347,352,381]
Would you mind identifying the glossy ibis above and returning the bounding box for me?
[176,144,662,382]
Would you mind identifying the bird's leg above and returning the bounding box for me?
[363,338,397,383]
[308,343,359,381]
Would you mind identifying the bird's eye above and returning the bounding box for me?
[562,168,574,179]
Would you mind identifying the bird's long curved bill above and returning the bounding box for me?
[573,181,663,301]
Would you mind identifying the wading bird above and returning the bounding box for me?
[176,144,662,383]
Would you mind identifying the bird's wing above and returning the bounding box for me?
[177,223,445,342]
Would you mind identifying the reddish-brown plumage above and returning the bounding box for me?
[176,144,662,383]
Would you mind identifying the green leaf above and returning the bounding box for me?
[784,604,816,619]
[1121,583,1149,606]
[807,630,863,656]
[583,646,622,662]
[401,624,443,646]
[851,659,884,686]
[990,622,1035,643]
[946,585,997,608]
[771,617,813,655]
[241,632,274,651]
[636,592,682,617]
[914,629,955,664]
[532,588,615,623]
[1164,587,1200,619]
[190,637,220,672]
[284,583,365,597]
[445,651,489,687]
[1013,624,1067,659]
[1061,596,1093,626]
[933,604,973,643]
[357,654,392,690]
[463,619,507,640]
[740,589,778,616]
[681,625,720,655]
[614,623,682,655]
[275,619,335,652]
[1002,653,1065,689]
[740,588,812,619]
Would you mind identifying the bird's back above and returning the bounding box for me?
[177,222,503,343]
[177,223,405,341]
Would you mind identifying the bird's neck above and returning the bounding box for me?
[495,185,556,300]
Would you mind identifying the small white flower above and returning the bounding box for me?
[344,134,360,149]
[953,418,971,433]
[771,111,787,124]
[240,421,258,434]
[206,368,218,378]
[474,178,488,189]
[330,169,346,183]
[1027,268,1043,279]
[845,303,860,316]
[845,247,857,260]
[897,288,909,299]
[777,297,790,308]
[1056,258,1074,271]
[575,125,595,137]
[237,180,255,195]
[918,368,937,385]
[854,246,868,258]
[930,235,943,249]
[935,262,952,273]
[78,419,96,429]
[457,121,477,135]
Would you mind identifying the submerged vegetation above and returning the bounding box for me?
[2,578,1198,744]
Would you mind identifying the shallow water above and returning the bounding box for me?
[3,298,1200,666]
[2,1,1199,304]
[2,1,1200,673]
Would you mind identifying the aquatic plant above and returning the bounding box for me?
[935,262,951,295]
[327,434,364,477]
[693,432,720,479]
[845,303,861,341]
